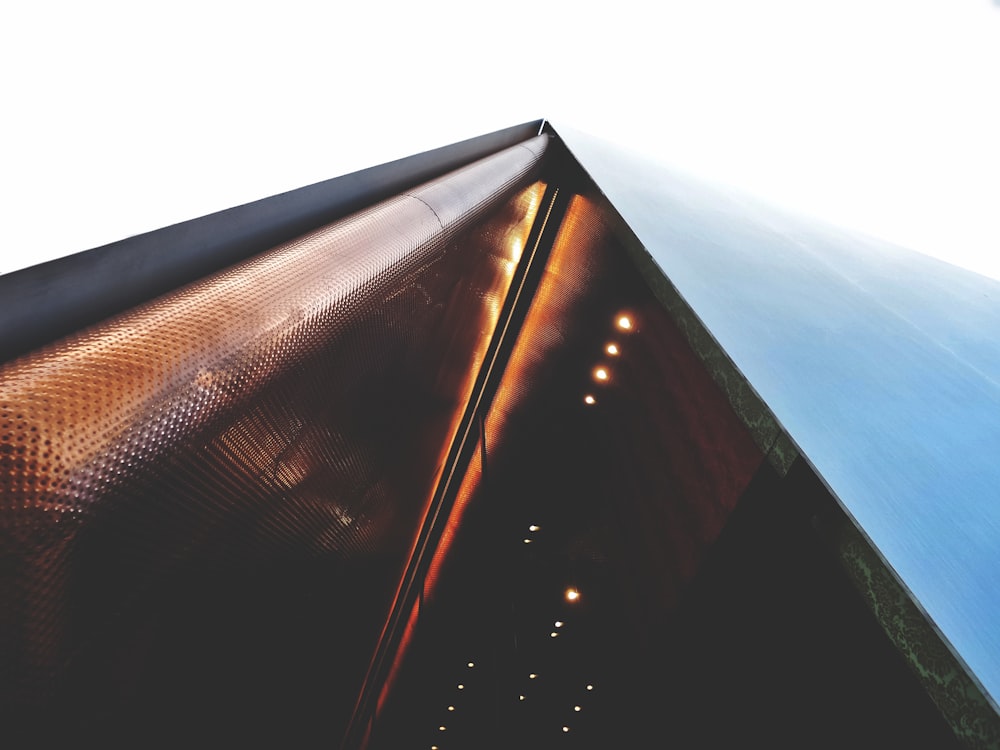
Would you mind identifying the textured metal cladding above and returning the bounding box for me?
[0,135,546,737]
[406,137,547,231]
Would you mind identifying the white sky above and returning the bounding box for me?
[3,0,1000,279]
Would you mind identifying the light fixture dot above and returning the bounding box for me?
[439,726,447,731]
[554,620,564,628]
[586,684,594,691]
[617,315,633,330]
[574,705,582,712]
[550,632,559,638]
[457,684,464,690]
[519,694,525,701]
[529,673,538,679]
[563,726,570,733]
[583,394,596,405]
[565,587,581,602]
[447,705,455,711]
[606,343,620,356]
[523,538,532,544]
[594,367,609,382]
[529,524,540,532]
[467,662,475,668]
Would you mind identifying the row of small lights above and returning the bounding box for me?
[560,313,633,729]
[537,312,632,734]
[518,624,594,737]
[517,540,592,737]
[506,315,631,740]
[429,627,593,747]
[583,313,634,407]
[431,660,479,749]
[432,522,598,744]
[432,321,633,746]
[542,314,634,729]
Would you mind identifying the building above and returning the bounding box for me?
[1,121,998,747]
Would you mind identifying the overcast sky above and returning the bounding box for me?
[3,0,999,279]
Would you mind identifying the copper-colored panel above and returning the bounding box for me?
[0,138,546,744]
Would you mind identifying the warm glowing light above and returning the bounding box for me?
[418,183,544,612]
[529,524,540,532]
[574,705,582,712]
[594,367,609,382]
[583,394,596,405]
[439,726,447,731]
[617,315,633,331]
[467,662,475,668]
[586,684,594,691]
[563,726,570,733]
[550,632,559,638]
[447,706,455,711]
[529,673,538,679]
[554,621,564,628]
[523,538,532,544]
[510,237,523,264]
[606,342,619,356]
[565,587,581,602]
[457,684,465,690]
[519,694,525,701]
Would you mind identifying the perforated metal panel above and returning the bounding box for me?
[0,137,547,744]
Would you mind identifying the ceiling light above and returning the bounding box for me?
[563,726,570,733]
[565,587,580,602]
[550,632,559,638]
[529,673,537,679]
[574,705,582,712]
[523,538,532,544]
[606,343,619,356]
[617,315,633,331]
[593,367,609,382]
[519,694,525,701]
[583,394,596,405]
[467,662,475,668]
[439,726,446,731]
[529,524,540,532]
[457,684,465,690]
[447,705,455,711]
[554,620,564,628]
[586,684,594,691]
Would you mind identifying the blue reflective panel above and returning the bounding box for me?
[559,125,1000,705]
